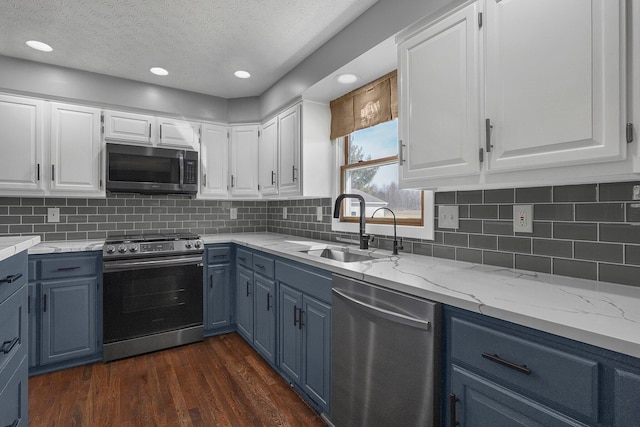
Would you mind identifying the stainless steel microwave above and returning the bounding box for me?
[106,143,198,195]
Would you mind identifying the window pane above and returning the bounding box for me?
[348,120,398,164]
[344,162,422,219]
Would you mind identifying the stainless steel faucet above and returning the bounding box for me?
[333,194,371,249]
[372,207,404,255]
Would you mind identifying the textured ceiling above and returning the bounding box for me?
[0,0,378,98]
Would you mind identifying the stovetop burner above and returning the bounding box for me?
[103,232,203,258]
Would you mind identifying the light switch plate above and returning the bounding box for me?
[513,204,533,233]
[439,205,459,229]
[47,207,60,223]
[230,207,238,220]
[316,206,323,221]
[283,207,288,219]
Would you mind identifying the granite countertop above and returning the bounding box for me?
[28,232,640,359]
[0,235,41,261]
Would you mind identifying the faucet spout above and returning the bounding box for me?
[372,207,403,255]
[334,193,370,250]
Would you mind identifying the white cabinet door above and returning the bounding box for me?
[398,2,481,186]
[103,110,154,145]
[0,94,45,193]
[278,104,301,195]
[200,123,229,198]
[230,125,259,198]
[485,0,625,172]
[157,117,200,150]
[49,103,103,196]
[259,117,279,196]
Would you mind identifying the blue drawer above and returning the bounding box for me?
[207,246,231,264]
[236,248,253,269]
[275,260,331,303]
[450,316,599,420]
[0,286,27,376]
[40,255,98,279]
[253,253,274,279]
[0,251,28,305]
[0,354,28,427]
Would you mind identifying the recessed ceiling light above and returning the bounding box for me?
[150,67,169,76]
[234,70,251,79]
[336,73,359,84]
[26,40,53,52]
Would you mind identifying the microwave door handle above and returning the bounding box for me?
[179,153,184,188]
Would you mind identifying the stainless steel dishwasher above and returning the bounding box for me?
[330,274,440,427]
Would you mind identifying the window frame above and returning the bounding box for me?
[339,132,425,227]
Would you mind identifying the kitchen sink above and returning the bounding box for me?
[301,247,387,263]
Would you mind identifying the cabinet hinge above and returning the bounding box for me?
[627,123,634,144]
[479,147,484,163]
[478,12,483,29]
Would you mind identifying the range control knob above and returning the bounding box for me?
[129,244,138,253]
[117,244,127,253]
[105,245,116,254]
[185,241,193,249]
[194,240,202,249]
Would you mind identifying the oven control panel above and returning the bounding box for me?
[103,238,203,258]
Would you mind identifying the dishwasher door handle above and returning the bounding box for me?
[332,288,430,330]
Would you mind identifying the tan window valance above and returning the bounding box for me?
[329,70,398,140]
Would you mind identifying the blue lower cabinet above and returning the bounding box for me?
[236,265,254,342]
[40,277,97,365]
[0,355,28,427]
[205,263,231,332]
[28,252,101,375]
[276,260,331,414]
[278,284,303,384]
[301,295,331,411]
[444,306,640,427]
[253,275,276,365]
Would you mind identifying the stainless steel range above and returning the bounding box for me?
[102,233,204,362]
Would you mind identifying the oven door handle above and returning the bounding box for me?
[103,255,204,272]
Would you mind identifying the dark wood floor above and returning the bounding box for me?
[29,333,326,427]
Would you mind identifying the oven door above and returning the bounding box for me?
[103,255,203,345]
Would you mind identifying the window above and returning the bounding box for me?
[339,119,424,226]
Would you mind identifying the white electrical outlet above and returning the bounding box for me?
[230,207,238,220]
[316,206,323,221]
[283,207,288,219]
[513,204,533,233]
[439,205,459,229]
[47,207,60,223]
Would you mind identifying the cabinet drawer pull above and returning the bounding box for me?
[0,337,19,354]
[0,273,22,284]
[255,263,265,269]
[449,393,459,427]
[212,254,227,258]
[238,256,246,262]
[293,305,299,327]
[37,163,41,181]
[482,352,532,375]
[266,293,271,311]
[246,281,251,297]
[292,165,298,182]
[57,266,81,271]
[485,118,493,153]
[43,294,47,312]
[271,170,276,185]
[4,419,19,427]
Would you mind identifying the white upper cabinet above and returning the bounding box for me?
[157,117,200,150]
[49,103,104,196]
[259,101,332,198]
[278,104,301,195]
[0,94,45,193]
[397,0,629,190]
[103,110,153,145]
[259,117,279,196]
[103,110,200,150]
[200,123,229,199]
[398,2,480,186]
[485,0,625,172]
[230,125,260,198]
